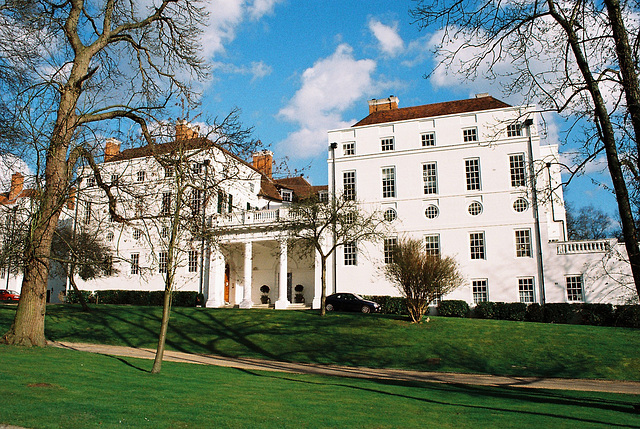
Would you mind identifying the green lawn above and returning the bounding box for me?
[0,345,638,429]
[1,304,639,381]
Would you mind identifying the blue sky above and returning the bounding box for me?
[182,1,614,213]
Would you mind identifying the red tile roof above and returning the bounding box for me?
[353,96,511,127]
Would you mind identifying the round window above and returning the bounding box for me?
[384,208,397,222]
[513,198,529,212]
[468,201,483,216]
[424,205,439,219]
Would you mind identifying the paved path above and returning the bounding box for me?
[52,341,640,395]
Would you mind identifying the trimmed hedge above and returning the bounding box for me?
[363,296,407,315]
[614,305,640,328]
[66,289,199,307]
[437,300,470,318]
[474,302,527,321]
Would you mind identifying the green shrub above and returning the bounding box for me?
[579,303,614,326]
[524,303,544,322]
[173,291,199,307]
[86,290,198,307]
[437,300,469,318]
[614,305,640,328]
[494,302,527,321]
[542,303,580,324]
[474,301,496,319]
[363,296,407,315]
[66,289,96,304]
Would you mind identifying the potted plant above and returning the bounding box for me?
[294,284,305,303]
[260,285,270,304]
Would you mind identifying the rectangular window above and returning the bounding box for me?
[137,171,145,182]
[381,167,396,198]
[164,166,174,178]
[343,171,356,200]
[515,229,532,257]
[343,142,355,156]
[470,232,485,260]
[509,154,526,187]
[423,162,438,194]
[190,188,203,214]
[228,194,233,213]
[518,277,535,303]
[507,122,522,137]
[84,201,91,225]
[188,250,198,273]
[136,197,144,217]
[566,275,584,302]
[465,158,481,191]
[161,192,171,216]
[421,132,436,147]
[425,234,441,257]
[472,279,488,304]
[111,174,120,186]
[217,192,225,213]
[384,237,397,264]
[131,253,140,275]
[280,189,293,202]
[86,176,96,187]
[344,242,357,266]
[158,251,168,274]
[463,127,478,142]
[192,162,203,174]
[161,227,169,239]
[381,137,395,152]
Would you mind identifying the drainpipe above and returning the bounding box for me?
[524,119,546,305]
[546,162,566,241]
[329,142,338,295]
[198,160,210,299]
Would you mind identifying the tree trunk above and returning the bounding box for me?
[151,286,172,374]
[320,256,327,316]
[68,268,90,312]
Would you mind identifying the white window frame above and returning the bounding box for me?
[423,162,438,195]
[161,192,172,216]
[465,158,481,191]
[343,141,355,156]
[515,229,532,257]
[518,277,535,303]
[137,171,145,182]
[425,234,440,257]
[343,171,356,201]
[280,189,293,202]
[381,166,396,198]
[470,232,486,260]
[131,253,140,275]
[343,242,357,266]
[158,251,168,274]
[463,127,478,142]
[566,275,584,302]
[472,279,488,304]
[381,137,395,152]
[188,250,198,273]
[509,153,526,187]
[384,237,397,264]
[507,122,522,137]
[421,132,436,147]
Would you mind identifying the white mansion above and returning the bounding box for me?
[1,95,636,306]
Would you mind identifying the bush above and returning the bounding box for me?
[542,303,580,324]
[525,303,544,323]
[66,289,96,304]
[437,300,469,318]
[614,305,640,328]
[494,302,527,321]
[579,303,614,326]
[363,296,407,315]
[76,290,199,307]
[474,302,496,319]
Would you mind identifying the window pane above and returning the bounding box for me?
[423,162,437,194]
[507,123,522,137]
[515,229,532,257]
[422,132,436,147]
[465,158,481,191]
[566,275,583,301]
[425,234,440,257]
[381,137,394,151]
[463,128,478,142]
[344,242,357,265]
[343,171,356,200]
[188,250,198,273]
[384,237,397,264]
[518,277,535,303]
[470,232,485,259]
[382,167,396,198]
[509,154,526,187]
[472,279,488,303]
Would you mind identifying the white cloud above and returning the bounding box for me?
[368,19,404,56]
[211,61,272,82]
[248,0,283,20]
[277,44,378,157]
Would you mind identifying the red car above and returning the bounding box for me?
[0,289,20,302]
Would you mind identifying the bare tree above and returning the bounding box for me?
[285,194,386,316]
[412,0,640,299]
[566,203,615,240]
[0,1,209,346]
[384,238,464,323]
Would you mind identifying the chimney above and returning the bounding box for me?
[104,138,121,161]
[252,150,273,178]
[475,93,490,98]
[67,187,76,210]
[368,96,399,114]
[175,119,200,140]
[8,172,23,201]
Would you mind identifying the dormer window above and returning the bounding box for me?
[281,189,293,202]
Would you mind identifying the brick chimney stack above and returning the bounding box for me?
[175,119,200,140]
[368,96,399,114]
[252,150,273,178]
[104,138,121,161]
[8,172,23,201]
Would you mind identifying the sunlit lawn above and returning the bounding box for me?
[1,304,639,381]
[0,345,638,429]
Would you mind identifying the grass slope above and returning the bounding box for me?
[1,304,639,380]
[0,345,638,429]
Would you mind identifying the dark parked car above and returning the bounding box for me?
[0,289,20,302]
[325,293,380,313]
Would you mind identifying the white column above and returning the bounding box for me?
[206,248,225,308]
[275,240,290,309]
[312,249,323,309]
[239,241,254,309]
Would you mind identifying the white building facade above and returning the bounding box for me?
[327,95,636,305]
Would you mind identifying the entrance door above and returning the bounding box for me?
[224,264,230,303]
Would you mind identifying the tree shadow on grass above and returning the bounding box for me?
[236,368,640,427]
